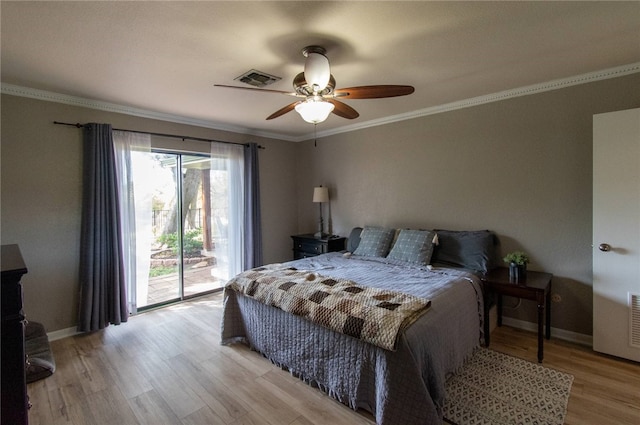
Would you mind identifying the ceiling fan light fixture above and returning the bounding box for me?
[303,48,330,91]
[295,99,335,124]
[218,45,413,124]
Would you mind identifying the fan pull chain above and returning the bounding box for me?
[314,124,317,147]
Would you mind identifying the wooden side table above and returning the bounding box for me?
[291,234,346,260]
[482,267,552,362]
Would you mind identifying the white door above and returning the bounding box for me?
[593,107,640,362]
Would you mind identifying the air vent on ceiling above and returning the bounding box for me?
[234,69,281,88]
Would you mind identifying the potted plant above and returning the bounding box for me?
[503,251,529,282]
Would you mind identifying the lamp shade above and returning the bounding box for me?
[295,99,334,124]
[313,186,329,203]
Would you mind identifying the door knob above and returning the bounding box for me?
[598,243,611,252]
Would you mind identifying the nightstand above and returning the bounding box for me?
[291,234,346,260]
[482,267,552,362]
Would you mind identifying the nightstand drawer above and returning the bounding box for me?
[291,234,346,260]
[295,241,325,255]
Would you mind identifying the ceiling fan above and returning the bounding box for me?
[215,46,415,124]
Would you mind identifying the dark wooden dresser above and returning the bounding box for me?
[1,244,29,425]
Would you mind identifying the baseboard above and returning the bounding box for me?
[47,326,80,341]
[501,316,593,347]
[47,314,592,347]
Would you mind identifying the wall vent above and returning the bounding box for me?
[631,293,640,348]
[234,69,281,88]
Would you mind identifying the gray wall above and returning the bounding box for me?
[3,73,639,336]
[1,94,298,332]
[295,73,640,336]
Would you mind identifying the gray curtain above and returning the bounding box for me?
[77,123,128,332]
[244,142,263,268]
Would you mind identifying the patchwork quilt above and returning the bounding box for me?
[224,264,432,351]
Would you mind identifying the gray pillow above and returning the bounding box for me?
[431,229,499,273]
[387,229,436,265]
[353,226,395,257]
[346,227,363,252]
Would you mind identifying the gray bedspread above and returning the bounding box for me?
[221,252,484,424]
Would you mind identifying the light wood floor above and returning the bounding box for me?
[28,293,640,425]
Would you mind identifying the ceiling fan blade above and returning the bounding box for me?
[266,101,301,120]
[334,85,415,99]
[327,99,359,119]
[214,84,298,97]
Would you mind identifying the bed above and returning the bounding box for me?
[221,227,498,424]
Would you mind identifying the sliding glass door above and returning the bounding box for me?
[136,151,226,310]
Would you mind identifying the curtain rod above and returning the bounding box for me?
[53,121,264,149]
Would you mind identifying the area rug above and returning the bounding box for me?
[443,348,573,425]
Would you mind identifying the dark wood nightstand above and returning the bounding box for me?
[291,234,346,260]
[482,267,552,362]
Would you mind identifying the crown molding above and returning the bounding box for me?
[3,62,639,143]
[306,62,640,141]
[0,83,300,142]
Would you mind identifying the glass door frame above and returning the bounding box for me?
[137,149,223,313]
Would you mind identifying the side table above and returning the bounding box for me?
[291,234,346,260]
[482,267,552,362]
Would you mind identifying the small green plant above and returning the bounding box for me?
[157,228,203,257]
[149,265,178,278]
[503,251,529,265]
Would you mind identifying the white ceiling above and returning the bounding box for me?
[2,1,639,141]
